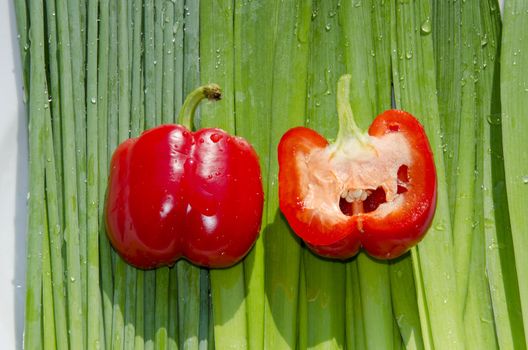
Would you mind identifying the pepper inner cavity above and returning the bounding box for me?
[339,165,409,217]
[339,187,384,216]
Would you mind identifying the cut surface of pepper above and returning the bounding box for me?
[278,74,437,259]
[106,84,264,269]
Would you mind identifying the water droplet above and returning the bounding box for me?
[325,24,331,32]
[434,222,445,231]
[406,50,413,59]
[420,18,431,34]
[90,97,97,104]
[486,114,501,125]
[70,277,76,282]
[481,34,488,47]
[522,175,528,184]
[484,218,494,228]
[480,317,493,324]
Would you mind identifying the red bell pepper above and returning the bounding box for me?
[278,75,436,260]
[106,84,264,269]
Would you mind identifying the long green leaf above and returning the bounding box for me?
[96,1,115,348]
[482,1,526,346]
[55,0,85,345]
[501,0,528,345]
[264,1,312,349]
[42,0,69,347]
[86,0,102,348]
[115,0,136,348]
[461,1,501,349]
[22,0,46,346]
[67,1,89,333]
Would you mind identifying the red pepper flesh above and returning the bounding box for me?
[278,75,436,260]
[106,85,264,269]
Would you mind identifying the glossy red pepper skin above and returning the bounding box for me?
[278,110,436,260]
[106,124,264,269]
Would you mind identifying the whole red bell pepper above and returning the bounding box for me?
[106,84,264,269]
[278,75,436,260]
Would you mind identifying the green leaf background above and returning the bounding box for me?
[17,0,528,349]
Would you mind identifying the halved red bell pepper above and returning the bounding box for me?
[278,75,436,260]
[106,84,264,269]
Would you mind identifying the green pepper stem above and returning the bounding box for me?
[335,74,368,146]
[177,83,222,130]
